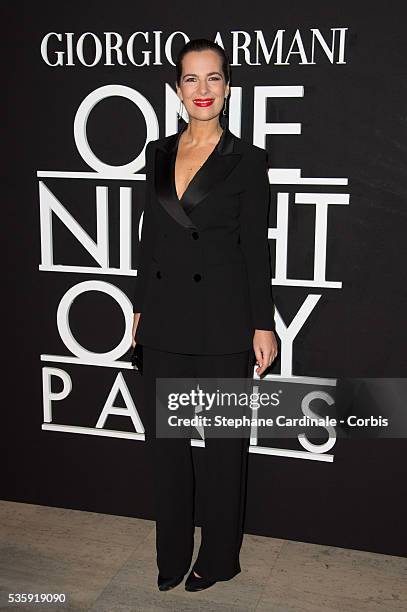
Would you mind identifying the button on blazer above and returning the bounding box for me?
[132,122,276,355]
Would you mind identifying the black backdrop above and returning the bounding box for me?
[3,1,407,557]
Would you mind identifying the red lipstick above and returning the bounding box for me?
[193,98,215,107]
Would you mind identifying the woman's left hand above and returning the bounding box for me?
[253,330,278,376]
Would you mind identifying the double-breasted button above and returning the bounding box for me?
[192,231,199,240]
[193,273,202,282]
[156,270,162,279]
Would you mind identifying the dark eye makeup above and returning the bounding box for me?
[184,76,222,82]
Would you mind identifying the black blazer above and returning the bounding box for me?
[132,122,275,354]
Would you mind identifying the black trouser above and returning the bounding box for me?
[142,346,254,582]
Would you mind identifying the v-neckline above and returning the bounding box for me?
[172,125,224,203]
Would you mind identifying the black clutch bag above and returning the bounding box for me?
[131,343,143,374]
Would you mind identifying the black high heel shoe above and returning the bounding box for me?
[157,573,185,591]
[184,568,216,592]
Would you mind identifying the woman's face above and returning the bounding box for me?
[176,49,230,123]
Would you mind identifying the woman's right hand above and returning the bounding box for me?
[131,312,141,348]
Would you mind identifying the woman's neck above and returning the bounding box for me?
[182,119,223,147]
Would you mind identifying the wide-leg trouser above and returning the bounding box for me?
[142,345,254,582]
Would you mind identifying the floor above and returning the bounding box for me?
[0,501,406,611]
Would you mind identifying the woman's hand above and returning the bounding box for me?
[131,313,141,348]
[253,329,278,376]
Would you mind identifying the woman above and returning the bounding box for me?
[131,39,278,592]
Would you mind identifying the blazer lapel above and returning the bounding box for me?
[154,122,242,230]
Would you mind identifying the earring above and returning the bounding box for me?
[222,96,228,116]
[177,98,184,120]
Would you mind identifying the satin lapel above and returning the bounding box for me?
[154,123,242,229]
[154,145,197,229]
